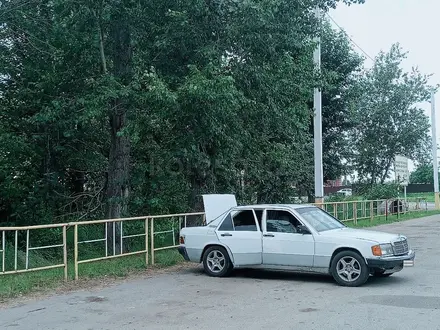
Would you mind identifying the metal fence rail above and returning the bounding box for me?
[73,212,205,278]
[150,212,205,265]
[315,200,382,223]
[73,216,149,280]
[0,199,432,281]
[0,224,68,280]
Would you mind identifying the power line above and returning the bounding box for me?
[326,13,375,62]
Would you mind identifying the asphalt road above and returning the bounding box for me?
[1,215,440,330]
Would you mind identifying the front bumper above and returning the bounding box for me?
[178,246,190,261]
[367,250,415,272]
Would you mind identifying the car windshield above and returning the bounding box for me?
[296,207,346,232]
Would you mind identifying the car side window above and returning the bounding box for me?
[218,210,259,232]
[218,213,234,231]
[265,210,302,234]
[233,210,259,231]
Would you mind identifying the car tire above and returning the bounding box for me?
[202,246,233,277]
[330,250,370,287]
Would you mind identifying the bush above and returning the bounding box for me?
[358,183,400,200]
[325,194,349,202]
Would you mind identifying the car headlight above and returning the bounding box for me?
[371,244,394,256]
[379,244,394,256]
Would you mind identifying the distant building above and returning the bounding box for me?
[325,178,342,187]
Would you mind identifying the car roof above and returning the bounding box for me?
[202,194,318,225]
[233,204,315,210]
[205,203,318,226]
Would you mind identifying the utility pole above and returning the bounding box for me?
[431,90,439,209]
[313,7,324,204]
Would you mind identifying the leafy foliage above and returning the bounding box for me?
[349,43,433,185]
[410,164,438,184]
[319,21,364,182]
[0,0,433,231]
[356,183,400,200]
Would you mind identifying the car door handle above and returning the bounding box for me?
[221,233,233,237]
[263,234,275,237]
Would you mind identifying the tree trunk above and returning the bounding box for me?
[106,106,131,255]
[105,3,132,256]
[189,175,204,211]
[307,190,315,203]
[380,158,393,184]
[369,166,376,186]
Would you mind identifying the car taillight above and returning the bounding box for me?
[180,236,185,244]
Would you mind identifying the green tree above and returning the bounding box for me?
[0,0,108,226]
[318,21,364,182]
[0,0,368,233]
[350,43,433,185]
[410,164,438,184]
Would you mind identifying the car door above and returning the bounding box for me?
[215,208,262,266]
[262,208,315,267]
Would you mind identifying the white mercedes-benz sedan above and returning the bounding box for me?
[178,195,415,287]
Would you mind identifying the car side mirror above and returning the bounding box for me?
[297,225,311,235]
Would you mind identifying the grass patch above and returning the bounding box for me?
[78,255,147,278]
[348,209,440,228]
[154,249,183,267]
[406,192,434,203]
[326,193,435,204]
[0,248,184,301]
[76,249,182,279]
[0,267,64,301]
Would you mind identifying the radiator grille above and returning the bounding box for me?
[393,238,409,256]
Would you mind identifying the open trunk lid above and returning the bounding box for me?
[202,194,237,225]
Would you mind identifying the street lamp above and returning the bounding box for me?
[313,7,324,204]
[313,9,340,204]
[430,90,439,209]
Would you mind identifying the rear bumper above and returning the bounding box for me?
[178,246,190,261]
[367,250,415,273]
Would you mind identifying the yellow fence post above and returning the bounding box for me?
[370,201,374,222]
[14,230,18,271]
[1,231,4,273]
[63,225,68,281]
[74,224,78,280]
[353,202,357,224]
[145,217,149,266]
[25,229,29,270]
[150,218,155,266]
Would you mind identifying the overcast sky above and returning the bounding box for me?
[330,0,438,172]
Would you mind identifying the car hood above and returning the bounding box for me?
[319,227,402,243]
